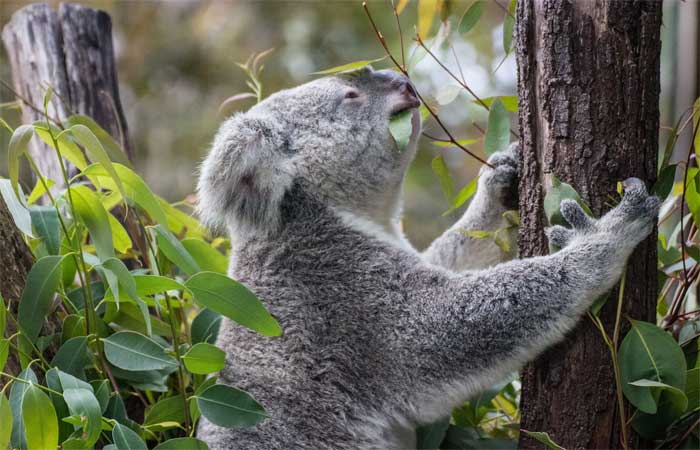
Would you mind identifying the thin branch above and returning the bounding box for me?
[363,2,493,168]
[390,0,406,70]
[415,34,520,139]
[0,79,63,127]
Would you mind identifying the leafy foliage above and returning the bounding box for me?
[0,103,279,449]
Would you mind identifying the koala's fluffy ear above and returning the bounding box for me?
[196,114,294,234]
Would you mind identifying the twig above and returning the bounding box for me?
[390,0,406,70]
[0,79,63,127]
[362,2,493,168]
[415,34,520,139]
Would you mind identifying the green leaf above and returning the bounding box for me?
[417,0,438,38]
[153,438,209,450]
[65,115,131,168]
[628,379,688,414]
[10,368,37,450]
[476,96,518,112]
[186,272,281,337]
[69,124,127,201]
[98,257,152,336]
[191,308,223,345]
[8,124,34,198]
[459,229,493,239]
[91,379,110,414]
[522,431,566,450]
[311,57,385,75]
[389,110,414,153]
[416,416,449,449]
[432,138,479,148]
[19,255,65,343]
[458,1,484,35]
[33,121,88,171]
[443,176,479,215]
[0,392,12,450]
[0,179,33,237]
[182,343,226,374]
[182,239,228,274]
[502,0,516,54]
[26,177,55,205]
[103,331,178,371]
[484,98,510,156]
[112,423,147,450]
[159,197,206,239]
[108,212,133,253]
[653,164,676,199]
[0,339,8,373]
[196,384,267,428]
[30,205,61,255]
[144,395,186,427]
[22,383,58,450]
[71,185,115,261]
[435,84,461,106]
[151,225,201,276]
[50,336,91,379]
[62,388,102,447]
[82,163,168,227]
[543,175,593,226]
[619,319,687,414]
[686,367,699,412]
[431,155,454,203]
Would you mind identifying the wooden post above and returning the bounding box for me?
[515,1,662,448]
[2,2,131,187]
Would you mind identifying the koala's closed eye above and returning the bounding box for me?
[344,90,360,99]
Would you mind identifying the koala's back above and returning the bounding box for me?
[198,187,424,449]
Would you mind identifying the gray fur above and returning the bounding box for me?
[196,68,658,449]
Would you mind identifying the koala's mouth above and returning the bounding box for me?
[390,82,421,117]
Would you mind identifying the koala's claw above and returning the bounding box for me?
[547,177,659,250]
[480,142,520,209]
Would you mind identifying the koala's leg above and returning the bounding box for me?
[405,179,658,422]
[422,143,519,272]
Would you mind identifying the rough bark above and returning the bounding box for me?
[2,2,131,187]
[0,198,33,388]
[516,1,662,449]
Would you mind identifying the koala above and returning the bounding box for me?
[196,67,658,449]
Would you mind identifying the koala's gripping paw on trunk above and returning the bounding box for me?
[545,178,660,250]
[478,142,520,210]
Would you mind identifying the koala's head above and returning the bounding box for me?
[197,67,422,235]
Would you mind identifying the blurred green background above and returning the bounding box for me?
[0,0,696,249]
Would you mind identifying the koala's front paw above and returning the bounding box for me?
[479,142,520,210]
[545,178,659,249]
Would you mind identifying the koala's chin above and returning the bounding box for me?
[196,70,658,450]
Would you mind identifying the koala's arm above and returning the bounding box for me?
[401,180,658,418]
[422,144,519,272]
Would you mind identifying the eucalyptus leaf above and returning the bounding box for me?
[71,185,115,261]
[112,423,147,450]
[144,395,186,427]
[483,98,510,156]
[186,272,281,337]
[431,155,454,203]
[0,393,11,449]
[151,225,201,276]
[522,431,566,450]
[182,343,226,374]
[311,57,385,75]
[196,384,267,428]
[543,176,593,227]
[18,254,65,343]
[63,388,102,447]
[69,124,127,200]
[389,110,414,153]
[191,308,223,345]
[619,319,687,414]
[181,238,229,274]
[458,0,484,35]
[103,331,178,371]
[22,383,59,450]
[0,180,33,237]
[153,437,209,450]
[30,206,61,255]
[9,368,37,450]
[7,124,34,198]
[50,336,91,379]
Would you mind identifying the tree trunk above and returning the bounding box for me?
[0,197,33,388]
[516,1,662,449]
[2,2,131,188]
